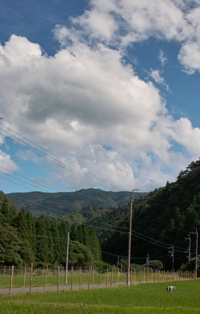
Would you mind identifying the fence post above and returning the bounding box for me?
[116,268,119,288]
[79,267,82,290]
[57,267,60,292]
[23,266,27,287]
[9,265,14,296]
[30,263,33,293]
[88,267,91,290]
[70,266,73,290]
[106,268,108,288]
[110,269,113,287]
[134,269,136,284]
[92,266,94,284]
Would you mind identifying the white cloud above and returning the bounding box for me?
[149,69,169,91]
[0,151,18,173]
[72,9,118,42]
[178,41,200,73]
[150,69,165,84]
[1,1,200,192]
[158,50,167,67]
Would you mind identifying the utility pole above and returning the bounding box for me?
[127,188,139,286]
[185,234,191,262]
[190,228,198,279]
[65,232,70,284]
[168,244,174,271]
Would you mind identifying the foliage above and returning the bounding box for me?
[0,192,102,267]
[149,260,164,270]
[7,189,146,217]
[102,159,200,270]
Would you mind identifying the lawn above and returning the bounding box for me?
[0,280,200,313]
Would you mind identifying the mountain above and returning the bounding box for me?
[7,189,147,217]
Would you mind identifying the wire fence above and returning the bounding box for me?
[0,265,194,295]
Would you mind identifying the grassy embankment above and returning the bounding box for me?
[1,280,200,313]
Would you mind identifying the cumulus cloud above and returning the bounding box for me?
[178,41,200,73]
[0,151,18,173]
[1,0,200,192]
[158,50,167,67]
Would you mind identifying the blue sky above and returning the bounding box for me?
[0,0,200,194]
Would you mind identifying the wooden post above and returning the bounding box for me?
[146,268,148,283]
[30,263,33,293]
[57,267,60,292]
[9,265,14,296]
[116,268,119,288]
[79,267,82,290]
[106,269,108,288]
[110,269,113,287]
[88,267,91,290]
[45,265,48,291]
[92,266,94,284]
[23,266,26,287]
[70,266,73,290]
[130,267,132,285]
[134,269,136,284]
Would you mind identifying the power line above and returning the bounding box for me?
[0,120,122,191]
[0,190,189,254]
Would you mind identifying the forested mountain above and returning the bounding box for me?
[7,189,146,217]
[2,159,200,271]
[102,159,200,270]
[0,191,102,267]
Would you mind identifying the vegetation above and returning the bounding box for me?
[1,280,200,313]
[7,189,146,216]
[0,192,102,267]
[2,158,200,272]
[102,159,200,270]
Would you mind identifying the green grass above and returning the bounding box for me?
[1,280,200,313]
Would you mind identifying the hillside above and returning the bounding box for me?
[7,189,147,217]
[102,159,200,269]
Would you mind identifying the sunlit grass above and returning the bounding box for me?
[1,280,200,313]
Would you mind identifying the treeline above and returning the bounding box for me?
[0,191,102,268]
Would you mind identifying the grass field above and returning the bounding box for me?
[1,280,200,313]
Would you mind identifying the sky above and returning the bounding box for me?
[0,0,200,194]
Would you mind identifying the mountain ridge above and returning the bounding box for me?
[7,188,147,217]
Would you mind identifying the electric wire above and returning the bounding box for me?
[0,188,192,255]
[0,121,122,191]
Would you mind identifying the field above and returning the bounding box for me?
[1,280,200,313]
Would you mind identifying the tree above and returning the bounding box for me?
[69,241,95,267]
[0,214,23,266]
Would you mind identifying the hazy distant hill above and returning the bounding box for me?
[7,189,147,217]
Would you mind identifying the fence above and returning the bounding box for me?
[0,265,194,295]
